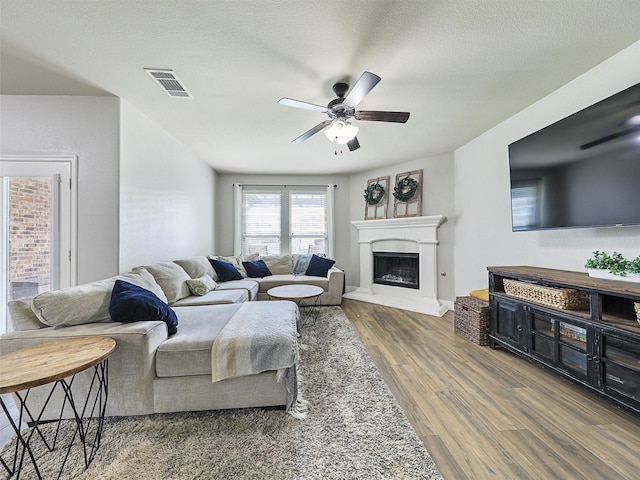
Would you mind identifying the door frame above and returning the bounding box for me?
[0,155,78,332]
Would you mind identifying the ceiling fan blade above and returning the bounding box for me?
[580,125,640,150]
[347,137,360,151]
[343,71,381,108]
[355,110,410,123]
[278,97,328,113]
[292,119,333,144]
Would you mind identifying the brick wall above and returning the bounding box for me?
[9,178,51,284]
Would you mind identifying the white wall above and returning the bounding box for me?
[119,101,216,271]
[454,40,640,296]
[215,174,350,276]
[347,153,456,301]
[0,95,120,283]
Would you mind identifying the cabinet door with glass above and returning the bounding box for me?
[529,309,556,364]
[599,329,640,407]
[555,318,592,382]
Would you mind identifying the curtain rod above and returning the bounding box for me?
[233,183,337,188]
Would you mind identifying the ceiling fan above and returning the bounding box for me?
[278,71,410,152]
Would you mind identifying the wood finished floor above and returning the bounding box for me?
[340,298,640,480]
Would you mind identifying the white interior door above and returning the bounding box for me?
[0,156,76,334]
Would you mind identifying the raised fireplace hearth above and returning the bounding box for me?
[373,252,419,289]
[343,215,447,316]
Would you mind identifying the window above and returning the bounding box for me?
[241,190,282,255]
[290,192,326,255]
[237,185,333,257]
[511,182,539,230]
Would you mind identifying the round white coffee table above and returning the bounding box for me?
[267,284,323,326]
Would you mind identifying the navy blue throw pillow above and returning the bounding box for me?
[242,259,273,278]
[209,259,243,282]
[305,254,336,277]
[109,280,178,335]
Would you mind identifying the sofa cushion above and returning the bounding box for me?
[121,268,169,303]
[216,280,259,301]
[242,259,272,278]
[109,280,178,335]
[256,275,296,293]
[185,275,218,296]
[210,259,243,282]
[305,254,336,277]
[292,254,313,275]
[31,269,167,327]
[171,289,249,306]
[293,274,330,290]
[174,256,216,280]
[260,255,293,275]
[155,304,242,377]
[138,262,191,304]
[7,296,46,331]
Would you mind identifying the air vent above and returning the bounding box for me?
[144,68,193,98]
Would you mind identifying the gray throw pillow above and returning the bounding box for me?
[293,254,313,275]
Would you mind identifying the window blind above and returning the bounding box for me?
[242,191,281,255]
[290,192,327,255]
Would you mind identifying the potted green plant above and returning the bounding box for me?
[584,250,640,282]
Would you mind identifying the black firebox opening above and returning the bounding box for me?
[373,252,419,289]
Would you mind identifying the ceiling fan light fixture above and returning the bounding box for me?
[626,115,640,125]
[324,120,359,144]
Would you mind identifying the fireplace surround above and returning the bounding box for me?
[344,215,447,316]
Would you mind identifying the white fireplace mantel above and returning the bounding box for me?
[344,215,448,316]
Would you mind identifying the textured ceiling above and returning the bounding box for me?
[1,0,639,175]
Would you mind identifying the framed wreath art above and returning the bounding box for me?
[393,169,422,218]
[364,182,385,205]
[364,176,389,220]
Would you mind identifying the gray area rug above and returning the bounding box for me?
[3,306,442,479]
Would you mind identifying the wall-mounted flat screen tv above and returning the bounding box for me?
[508,82,640,231]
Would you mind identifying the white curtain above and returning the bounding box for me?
[326,184,336,259]
[233,183,243,255]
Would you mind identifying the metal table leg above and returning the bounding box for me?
[0,359,109,480]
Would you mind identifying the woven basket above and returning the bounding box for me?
[454,296,489,346]
[635,302,640,325]
[503,279,589,310]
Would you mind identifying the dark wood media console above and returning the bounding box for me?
[488,266,640,414]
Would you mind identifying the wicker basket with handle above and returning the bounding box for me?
[454,296,489,346]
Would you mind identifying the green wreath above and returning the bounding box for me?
[363,182,385,205]
[393,176,418,202]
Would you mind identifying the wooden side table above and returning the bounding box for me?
[267,285,324,326]
[0,336,116,480]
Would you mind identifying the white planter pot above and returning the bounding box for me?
[587,269,640,283]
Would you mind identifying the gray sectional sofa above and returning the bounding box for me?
[0,254,344,419]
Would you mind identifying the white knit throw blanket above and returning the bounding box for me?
[211,301,305,416]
